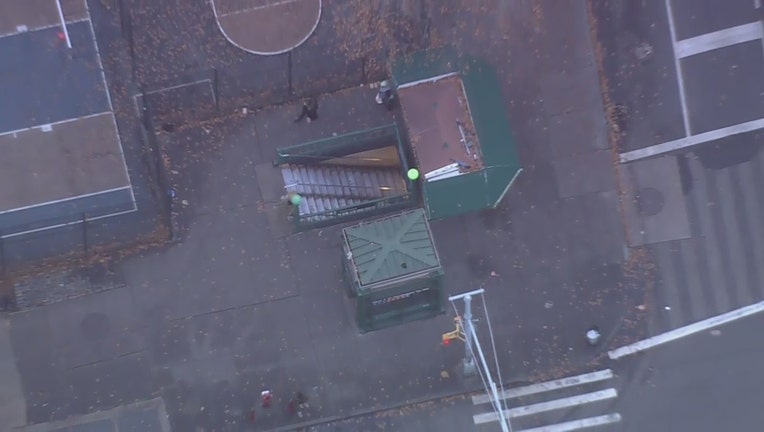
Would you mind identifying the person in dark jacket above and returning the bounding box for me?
[294,97,318,123]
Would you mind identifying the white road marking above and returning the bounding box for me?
[675,22,764,58]
[619,117,764,162]
[517,413,623,432]
[473,389,618,424]
[472,369,614,405]
[665,0,692,136]
[609,300,764,359]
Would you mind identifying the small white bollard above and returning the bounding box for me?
[586,327,601,346]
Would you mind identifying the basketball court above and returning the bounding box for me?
[212,0,322,55]
[0,0,135,238]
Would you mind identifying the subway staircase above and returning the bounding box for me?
[280,164,408,222]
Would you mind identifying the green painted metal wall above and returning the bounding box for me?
[392,50,522,220]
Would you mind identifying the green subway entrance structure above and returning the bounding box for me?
[273,49,521,331]
[391,48,523,220]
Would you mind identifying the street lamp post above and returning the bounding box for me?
[461,293,477,376]
[448,288,512,432]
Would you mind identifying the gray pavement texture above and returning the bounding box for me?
[15,397,171,432]
[616,312,764,432]
[306,394,476,432]
[2,1,650,432]
[591,0,764,335]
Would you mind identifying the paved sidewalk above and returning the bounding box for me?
[0,319,25,431]
[2,2,648,431]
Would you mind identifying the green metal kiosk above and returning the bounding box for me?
[342,209,445,333]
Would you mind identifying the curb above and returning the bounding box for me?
[265,377,533,432]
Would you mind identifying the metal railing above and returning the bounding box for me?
[292,192,416,232]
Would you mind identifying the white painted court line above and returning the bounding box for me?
[0,186,133,215]
[619,117,764,162]
[665,0,691,136]
[0,112,107,138]
[473,389,618,425]
[0,206,138,240]
[84,4,136,203]
[0,18,88,39]
[675,22,764,58]
[517,413,622,432]
[212,0,322,56]
[472,369,614,405]
[609,299,764,359]
[217,0,302,16]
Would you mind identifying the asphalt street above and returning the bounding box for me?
[309,311,764,432]
[615,312,764,432]
[591,0,764,335]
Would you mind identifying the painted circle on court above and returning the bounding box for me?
[212,0,322,55]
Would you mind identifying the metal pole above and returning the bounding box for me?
[287,51,293,96]
[213,67,219,112]
[55,0,72,49]
[82,213,88,256]
[449,289,484,376]
[462,294,477,376]
[467,323,512,432]
[449,288,512,432]
[0,232,5,278]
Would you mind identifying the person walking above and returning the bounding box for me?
[294,97,318,123]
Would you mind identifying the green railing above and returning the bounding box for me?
[291,191,417,232]
[274,123,403,166]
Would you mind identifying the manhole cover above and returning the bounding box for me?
[80,313,111,340]
[635,187,665,216]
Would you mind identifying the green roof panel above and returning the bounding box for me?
[343,209,440,287]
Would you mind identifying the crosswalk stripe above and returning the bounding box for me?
[471,369,614,405]
[739,158,764,300]
[473,388,618,424]
[652,243,684,328]
[516,413,623,432]
[716,166,753,306]
[688,156,731,313]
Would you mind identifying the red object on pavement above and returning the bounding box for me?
[261,390,273,408]
[57,32,66,41]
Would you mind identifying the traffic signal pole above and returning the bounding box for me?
[448,289,512,432]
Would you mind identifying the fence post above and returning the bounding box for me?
[0,231,5,278]
[288,51,293,96]
[119,0,136,82]
[213,67,220,112]
[82,213,89,258]
[361,55,367,83]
